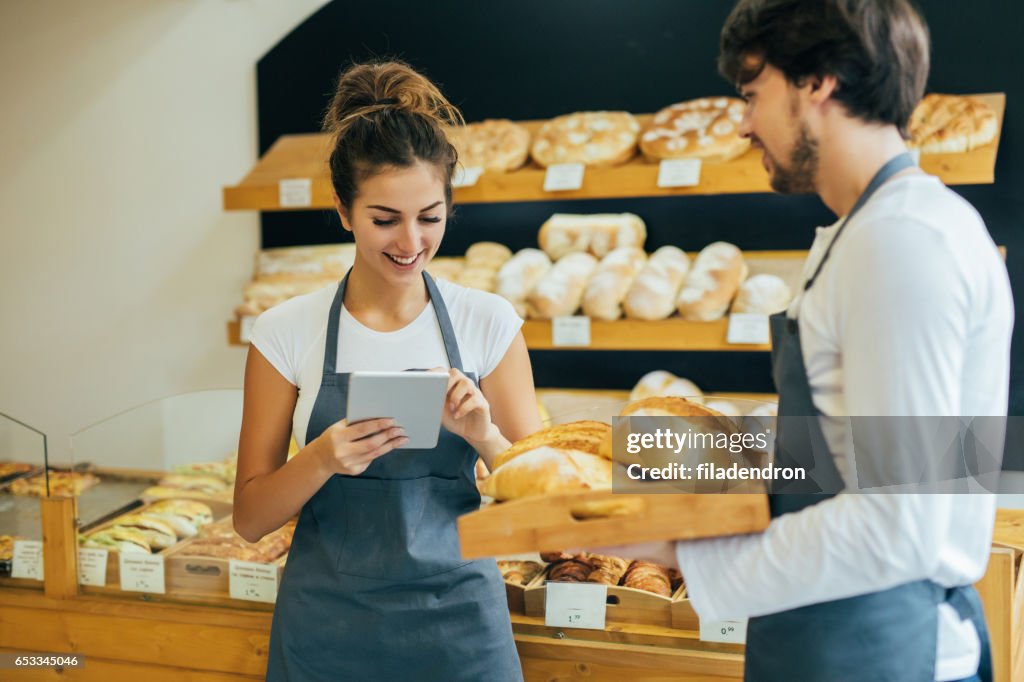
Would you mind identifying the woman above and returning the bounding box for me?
[234,60,540,681]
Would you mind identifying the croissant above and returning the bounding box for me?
[586,553,630,577]
[586,567,623,586]
[623,561,673,597]
[548,559,593,583]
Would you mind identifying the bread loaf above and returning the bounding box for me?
[531,111,640,167]
[623,246,691,320]
[538,213,647,260]
[527,252,598,319]
[494,420,611,469]
[582,247,648,320]
[481,447,612,501]
[465,241,513,269]
[447,119,531,171]
[731,273,791,314]
[496,249,552,317]
[640,97,750,162]
[623,561,673,597]
[676,242,748,321]
[629,371,702,401]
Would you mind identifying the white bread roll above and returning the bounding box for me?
[527,252,599,319]
[481,447,612,501]
[582,247,648,320]
[676,242,748,321]
[629,371,702,401]
[731,273,792,314]
[623,246,691,320]
[538,213,647,259]
[465,241,513,270]
[496,249,552,317]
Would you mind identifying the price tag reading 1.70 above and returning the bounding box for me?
[545,582,607,630]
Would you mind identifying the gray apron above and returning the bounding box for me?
[744,153,993,682]
[266,271,523,682]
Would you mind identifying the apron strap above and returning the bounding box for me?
[320,269,466,381]
[803,152,917,292]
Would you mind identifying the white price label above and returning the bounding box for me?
[552,316,591,347]
[543,163,585,192]
[77,548,108,586]
[545,582,607,630]
[229,560,279,604]
[239,316,256,344]
[119,553,165,594]
[727,313,770,345]
[278,178,312,208]
[11,540,44,581]
[657,158,703,188]
[700,618,748,643]
[452,166,484,188]
[909,148,922,165]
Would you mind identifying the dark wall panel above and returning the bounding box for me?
[255,0,1023,416]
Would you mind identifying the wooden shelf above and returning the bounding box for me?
[223,93,1005,211]
[227,249,808,351]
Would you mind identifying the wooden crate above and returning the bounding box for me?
[458,490,769,559]
[524,568,686,628]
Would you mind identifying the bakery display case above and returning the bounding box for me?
[0,412,48,587]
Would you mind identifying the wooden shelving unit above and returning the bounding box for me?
[223,93,1005,211]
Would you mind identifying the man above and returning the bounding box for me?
[617,1,1013,680]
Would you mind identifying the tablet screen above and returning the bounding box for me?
[346,371,450,450]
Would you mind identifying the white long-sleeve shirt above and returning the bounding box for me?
[676,174,1014,681]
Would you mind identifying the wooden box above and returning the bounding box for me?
[458,490,769,559]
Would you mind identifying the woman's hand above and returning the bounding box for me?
[314,418,407,476]
[441,368,497,446]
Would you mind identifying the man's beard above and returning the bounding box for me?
[768,122,818,194]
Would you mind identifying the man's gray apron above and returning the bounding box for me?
[266,271,522,681]
[744,153,993,682]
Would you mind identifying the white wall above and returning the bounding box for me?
[0,0,330,463]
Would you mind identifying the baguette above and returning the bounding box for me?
[676,242,748,321]
[623,246,691,320]
[582,247,648,320]
[527,252,598,319]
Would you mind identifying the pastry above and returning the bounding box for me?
[623,246,691,320]
[144,499,214,538]
[731,273,792,314]
[676,242,748,321]
[909,94,997,153]
[640,97,750,162]
[9,471,100,497]
[481,447,612,501]
[548,558,593,583]
[456,265,498,292]
[538,213,647,260]
[582,247,648,320]
[629,371,703,401]
[527,252,598,319]
[109,514,178,549]
[426,256,465,282]
[464,242,513,270]
[497,560,544,586]
[82,527,151,554]
[447,119,531,172]
[531,111,640,167]
[0,535,26,562]
[623,561,673,596]
[0,462,34,479]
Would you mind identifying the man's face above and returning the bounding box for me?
[737,59,818,194]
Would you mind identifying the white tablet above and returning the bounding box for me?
[346,371,450,449]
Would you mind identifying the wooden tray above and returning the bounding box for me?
[458,490,769,559]
[163,544,287,605]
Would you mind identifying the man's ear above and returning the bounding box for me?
[808,74,839,105]
[333,193,352,233]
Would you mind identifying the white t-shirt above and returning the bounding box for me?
[675,174,1014,680]
[250,278,523,447]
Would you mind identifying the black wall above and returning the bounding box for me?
[254,0,1023,420]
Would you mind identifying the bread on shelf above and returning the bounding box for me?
[447,119,531,172]
[640,97,750,162]
[538,213,647,260]
[909,94,997,154]
[531,111,640,167]
[676,241,747,321]
[582,247,649,320]
[527,252,599,319]
[731,273,792,314]
[623,246,691,320]
[629,371,703,401]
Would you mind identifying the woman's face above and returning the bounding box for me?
[339,161,447,285]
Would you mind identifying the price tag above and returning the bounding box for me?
[119,554,165,594]
[543,163,585,192]
[727,313,770,345]
[657,158,703,188]
[909,148,922,165]
[77,548,108,586]
[545,582,607,630]
[11,541,43,581]
[700,618,748,643]
[229,560,279,603]
[452,166,484,188]
[552,316,591,347]
[278,178,312,208]
[239,316,256,344]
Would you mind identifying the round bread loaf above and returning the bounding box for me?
[447,119,531,172]
[531,111,640,167]
[640,97,750,162]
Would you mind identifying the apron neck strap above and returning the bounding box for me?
[321,269,464,377]
[804,151,917,292]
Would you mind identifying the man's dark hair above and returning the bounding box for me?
[719,0,930,137]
